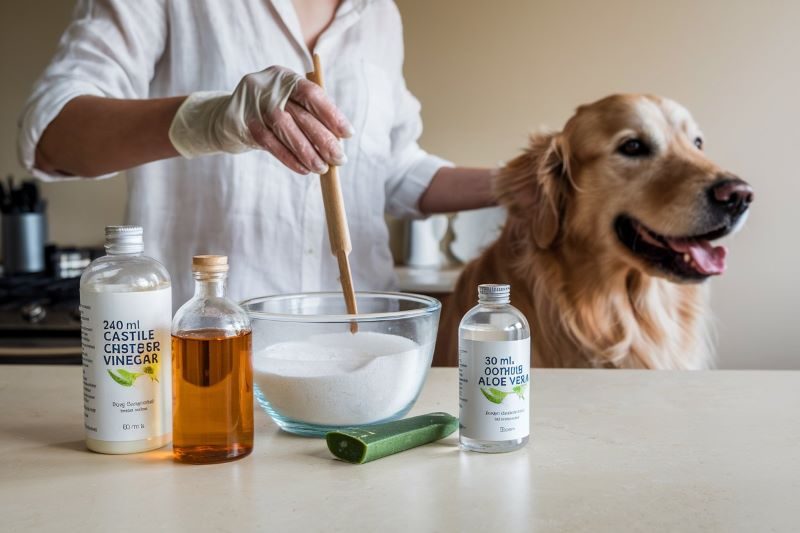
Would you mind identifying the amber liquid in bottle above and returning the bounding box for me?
[172,329,254,464]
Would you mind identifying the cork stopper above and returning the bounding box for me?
[192,255,229,273]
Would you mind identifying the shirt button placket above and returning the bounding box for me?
[300,178,324,292]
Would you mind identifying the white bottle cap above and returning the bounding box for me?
[105,225,144,254]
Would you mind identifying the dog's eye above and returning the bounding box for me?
[618,139,650,157]
[694,137,703,150]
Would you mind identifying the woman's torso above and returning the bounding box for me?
[128,0,401,306]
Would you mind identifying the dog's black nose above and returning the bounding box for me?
[708,178,754,218]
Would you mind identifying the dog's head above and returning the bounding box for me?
[496,94,753,282]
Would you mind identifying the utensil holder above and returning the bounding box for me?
[2,212,47,274]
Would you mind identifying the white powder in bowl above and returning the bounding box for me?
[253,331,430,426]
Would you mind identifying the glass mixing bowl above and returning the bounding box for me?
[241,292,441,437]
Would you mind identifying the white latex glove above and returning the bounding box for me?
[168,65,353,174]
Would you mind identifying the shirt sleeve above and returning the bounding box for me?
[17,0,168,181]
[381,4,452,219]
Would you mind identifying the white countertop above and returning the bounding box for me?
[2,366,799,532]
[394,265,462,293]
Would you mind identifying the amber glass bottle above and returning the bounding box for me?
[171,255,253,464]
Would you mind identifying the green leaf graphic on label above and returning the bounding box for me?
[480,387,510,404]
[116,369,142,380]
[107,369,135,387]
[107,369,143,387]
[481,385,528,404]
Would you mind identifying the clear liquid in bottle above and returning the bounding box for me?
[459,284,530,453]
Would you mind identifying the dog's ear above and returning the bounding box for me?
[494,133,570,249]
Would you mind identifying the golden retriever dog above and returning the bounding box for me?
[436,94,753,369]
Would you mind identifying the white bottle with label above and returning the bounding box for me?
[459,284,530,453]
[80,226,172,454]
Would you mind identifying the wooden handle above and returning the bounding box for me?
[307,54,359,330]
[319,166,352,256]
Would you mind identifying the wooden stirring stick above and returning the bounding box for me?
[306,54,359,333]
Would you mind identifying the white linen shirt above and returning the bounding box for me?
[18,0,449,306]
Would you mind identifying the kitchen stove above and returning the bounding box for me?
[0,246,99,364]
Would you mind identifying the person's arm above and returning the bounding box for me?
[35,95,185,178]
[17,0,172,181]
[33,67,353,179]
[378,5,497,219]
[20,1,350,181]
[33,66,352,179]
[418,167,496,214]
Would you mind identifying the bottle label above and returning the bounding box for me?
[80,288,172,442]
[459,338,530,441]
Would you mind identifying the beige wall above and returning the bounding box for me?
[1,1,797,368]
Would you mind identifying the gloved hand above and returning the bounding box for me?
[168,65,354,174]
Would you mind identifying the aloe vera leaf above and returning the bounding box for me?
[512,384,528,399]
[107,369,134,387]
[326,412,458,464]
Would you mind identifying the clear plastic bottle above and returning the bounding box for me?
[459,284,530,453]
[80,225,172,454]
[171,255,253,464]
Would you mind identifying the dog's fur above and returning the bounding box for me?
[437,94,750,369]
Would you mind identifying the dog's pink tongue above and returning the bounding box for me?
[668,239,728,275]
